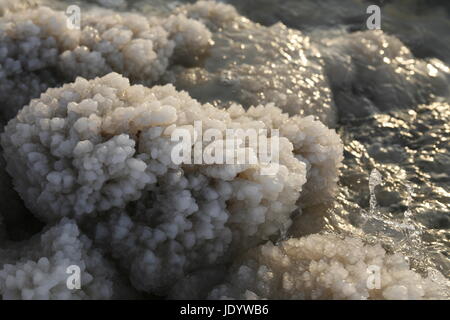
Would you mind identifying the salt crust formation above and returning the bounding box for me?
[222,0,450,119]
[226,0,450,66]
[1,72,342,295]
[0,0,447,300]
[3,1,446,127]
[320,29,449,118]
[1,72,444,299]
[0,219,115,299]
[164,1,449,125]
[0,4,211,123]
[207,234,446,300]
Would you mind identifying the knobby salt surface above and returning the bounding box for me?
[0,0,448,299]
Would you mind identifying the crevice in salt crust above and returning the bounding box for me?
[205,234,447,300]
[0,5,212,123]
[1,72,342,296]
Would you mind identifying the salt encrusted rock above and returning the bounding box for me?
[166,0,337,127]
[207,234,447,300]
[0,219,115,300]
[0,5,211,124]
[168,1,449,124]
[320,30,449,118]
[1,72,342,294]
[226,104,342,208]
[162,14,212,65]
[227,0,450,66]
[0,0,36,16]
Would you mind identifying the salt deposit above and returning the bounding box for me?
[0,4,211,123]
[1,72,342,295]
[207,234,447,300]
[0,0,448,300]
[0,219,116,299]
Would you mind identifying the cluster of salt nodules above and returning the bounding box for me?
[0,72,343,295]
[0,219,116,300]
[0,5,211,122]
[206,234,447,300]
